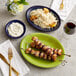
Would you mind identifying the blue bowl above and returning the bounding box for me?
[26,5,61,32]
[5,20,26,39]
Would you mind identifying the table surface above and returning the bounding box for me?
[0,0,76,76]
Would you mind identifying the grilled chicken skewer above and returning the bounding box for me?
[30,42,63,56]
[22,48,57,61]
[31,37,63,56]
[30,41,63,56]
[31,37,71,57]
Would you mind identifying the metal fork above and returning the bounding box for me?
[59,0,64,10]
[8,48,13,76]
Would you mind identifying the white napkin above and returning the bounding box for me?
[0,40,30,76]
[51,0,76,20]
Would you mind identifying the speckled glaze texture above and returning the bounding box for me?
[0,0,76,76]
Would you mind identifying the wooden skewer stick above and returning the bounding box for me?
[62,54,71,57]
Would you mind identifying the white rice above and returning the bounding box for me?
[30,9,58,28]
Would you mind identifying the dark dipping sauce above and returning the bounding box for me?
[64,22,76,35]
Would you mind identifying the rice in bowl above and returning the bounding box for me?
[30,8,58,28]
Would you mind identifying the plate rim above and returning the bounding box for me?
[20,33,65,68]
[26,5,61,32]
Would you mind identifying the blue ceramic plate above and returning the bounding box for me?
[5,20,26,39]
[26,5,61,32]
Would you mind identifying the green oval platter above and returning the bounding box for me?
[20,33,65,68]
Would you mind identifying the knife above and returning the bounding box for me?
[0,53,19,76]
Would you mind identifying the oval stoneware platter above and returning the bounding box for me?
[20,33,65,68]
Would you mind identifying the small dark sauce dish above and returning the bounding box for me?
[26,5,61,32]
[5,20,26,39]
